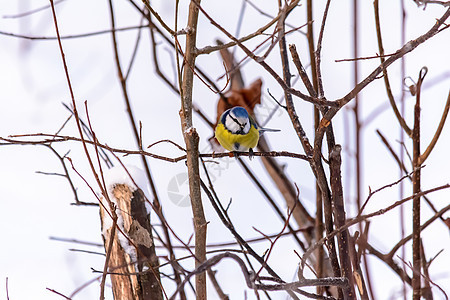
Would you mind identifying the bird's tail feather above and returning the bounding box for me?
[259,128,280,134]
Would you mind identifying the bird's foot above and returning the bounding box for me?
[249,148,254,160]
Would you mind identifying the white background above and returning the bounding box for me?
[0,0,449,299]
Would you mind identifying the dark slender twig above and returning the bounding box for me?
[170,251,346,300]
[49,0,118,219]
[46,288,72,300]
[419,89,450,164]
[329,145,355,298]
[147,139,186,152]
[413,0,450,7]
[193,1,336,107]
[237,158,308,252]
[42,145,84,205]
[309,10,450,224]
[198,159,229,300]
[49,236,103,247]
[376,130,448,225]
[215,22,309,85]
[276,8,314,157]
[195,0,301,55]
[147,11,180,93]
[49,5,167,299]
[254,206,295,278]
[243,0,304,33]
[275,8,327,284]
[1,134,311,162]
[199,179,280,279]
[303,2,328,295]
[358,169,417,216]
[100,208,117,300]
[334,7,450,112]
[128,0,228,98]
[334,52,399,62]
[289,44,317,98]
[6,277,10,300]
[3,0,66,18]
[412,66,427,300]
[0,25,150,40]
[87,5,192,296]
[125,17,145,81]
[62,103,114,168]
[300,1,344,290]
[420,240,433,300]
[108,0,161,207]
[313,0,332,99]
[361,202,450,289]
[141,0,176,35]
[387,203,450,260]
[301,183,450,271]
[374,0,412,137]
[359,240,412,285]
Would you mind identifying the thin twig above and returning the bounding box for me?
[170,251,346,300]
[141,0,176,35]
[376,129,448,224]
[3,0,66,18]
[302,183,450,272]
[195,0,301,55]
[412,66,428,300]
[6,277,10,300]
[237,158,308,251]
[334,8,450,111]
[334,52,398,62]
[288,44,317,97]
[1,134,311,162]
[193,1,336,107]
[358,169,417,216]
[419,89,450,164]
[46,288,72,300]
[100,210,117,300]
[374,0,412,137]
[0,25,149,40]
[314,0,332,98]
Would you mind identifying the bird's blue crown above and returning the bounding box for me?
[221,106,249,124]
[231,106,249,118]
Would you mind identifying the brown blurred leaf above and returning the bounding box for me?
[216,78,262,124]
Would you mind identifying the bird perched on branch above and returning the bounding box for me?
[215,106,279,155]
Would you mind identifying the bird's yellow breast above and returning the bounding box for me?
[215,123,259,151]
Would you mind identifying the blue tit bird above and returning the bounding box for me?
[215,106,279,154]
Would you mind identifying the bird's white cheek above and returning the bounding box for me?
[243,122,250,134]
[225,118,240,133]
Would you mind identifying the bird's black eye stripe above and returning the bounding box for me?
[229,114,248,131]
[228,114,242,126]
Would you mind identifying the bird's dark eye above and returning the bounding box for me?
[229,114,241,126]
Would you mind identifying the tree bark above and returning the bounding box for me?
[100,184,162,300]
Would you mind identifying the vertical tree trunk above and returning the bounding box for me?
[100,184,163,300]
[179,1,208,299]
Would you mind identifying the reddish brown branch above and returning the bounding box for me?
[329,145,355,299]
[419,89,450,164]
[374,0,412,137]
